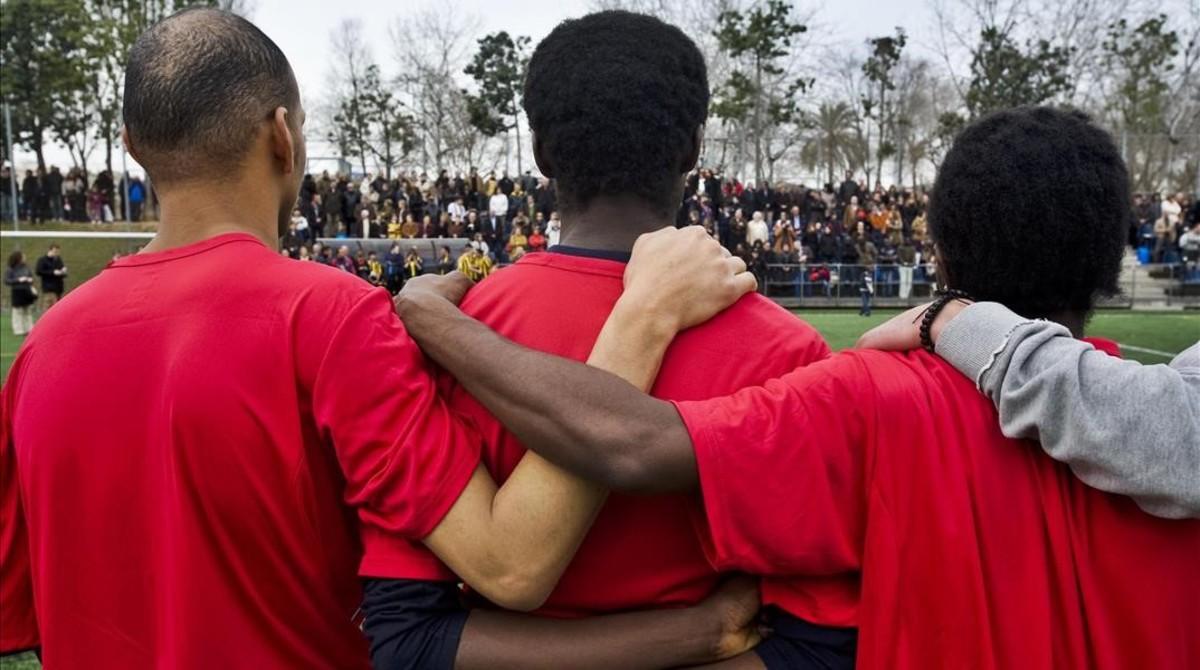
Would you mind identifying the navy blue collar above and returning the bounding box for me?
[548,245,631,263]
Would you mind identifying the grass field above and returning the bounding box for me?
[790,308,1199,365]
[2,307,1197,383]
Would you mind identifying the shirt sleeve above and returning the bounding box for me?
[0,359,40,654]
[672,352,873,578]
[936,301,1200,519]
[309,289,482,545]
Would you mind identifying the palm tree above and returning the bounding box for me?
[800,102,861,185]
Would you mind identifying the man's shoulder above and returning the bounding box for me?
[701,294,826,343]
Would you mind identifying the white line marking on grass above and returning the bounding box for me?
[1119,344,1178,358]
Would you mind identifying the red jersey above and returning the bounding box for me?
[0,233,479,667]
[675,343,1200,669]
[368,248,835,617]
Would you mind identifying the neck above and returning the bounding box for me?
[558,197,672,253]
[143,179,280,253]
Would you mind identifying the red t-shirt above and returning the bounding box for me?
[366,248,836,618]
[675,343,1200,669]
[0,233,479,667]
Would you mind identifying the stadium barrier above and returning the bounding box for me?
[760,262,1200,309]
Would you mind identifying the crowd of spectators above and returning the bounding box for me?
[274,165,1200,297]
[0,164,147,224]
[275,166,945,298]
[5,159,1197,297]
[1131,191,1200,273]
[677,169,939,298]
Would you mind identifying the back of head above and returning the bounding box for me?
[929,107,1128,319]
[524,11,708,217]
[123,8,298,186]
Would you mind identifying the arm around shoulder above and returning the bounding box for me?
[937,302,1200,519]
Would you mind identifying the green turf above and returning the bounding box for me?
[0,653,39,670]
[0,236,145,311]
[791,309,1199,365]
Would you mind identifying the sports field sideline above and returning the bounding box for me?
[2,307,1196,384]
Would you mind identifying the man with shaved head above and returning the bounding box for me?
[0,8,759,667]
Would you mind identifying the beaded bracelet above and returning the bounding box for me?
[920,288,973,353]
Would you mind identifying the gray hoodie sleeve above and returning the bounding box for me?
[935,302,1200,519]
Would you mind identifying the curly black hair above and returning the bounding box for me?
[928,107,1129,319]
[523,11,709,217]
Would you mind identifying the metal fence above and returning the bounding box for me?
[760,262,1200,309]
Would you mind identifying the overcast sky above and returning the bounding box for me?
[258,0,941,105]
[13,0,942,175]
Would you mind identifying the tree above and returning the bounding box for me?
[713,0,810,183]
[1102,14,1180,191]
[799,102,861,184]
[0,0,90,171]
[964,27,1073,117]
[862,28,906,188]
[326,19,374,177]
[391,8,486,171]
[464,32,531,174]
[362,66,416,181]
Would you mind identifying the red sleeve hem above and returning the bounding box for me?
[671,399,743,572]
[410,448,481,541]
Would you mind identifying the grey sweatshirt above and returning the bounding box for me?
[935,302,1200,519]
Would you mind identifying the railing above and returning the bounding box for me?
[760,262,1200,309]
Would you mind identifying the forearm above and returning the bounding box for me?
[456,607,721,670]
[396,294,694,493]
[937,302,1200,518]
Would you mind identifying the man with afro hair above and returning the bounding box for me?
[365,9,848,669]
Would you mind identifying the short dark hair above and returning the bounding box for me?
[523,11,708,217]
[928,107,1128,318]
[123,8,298,185]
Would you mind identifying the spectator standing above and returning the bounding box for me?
[0,166,12,222]
[746,211,769,247]
[546,211,562,247]
[46,167,64,221]
[1156,194,1181,262]
[35,244,67,309]
[897,238,916,299]
[129,177,147,221]
[0,166,12,221]
[859,273,874,316]
[5,251,37,335]
[489,188,510,235]
[837,169,859,209]
[21,170,41,223]
[384,242,404,293]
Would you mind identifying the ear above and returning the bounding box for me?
[269,106,296,176]
[681,125,703,173]
[532,133,555,178]
[121,126,141,164]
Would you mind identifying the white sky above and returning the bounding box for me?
[13,0,940,175]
